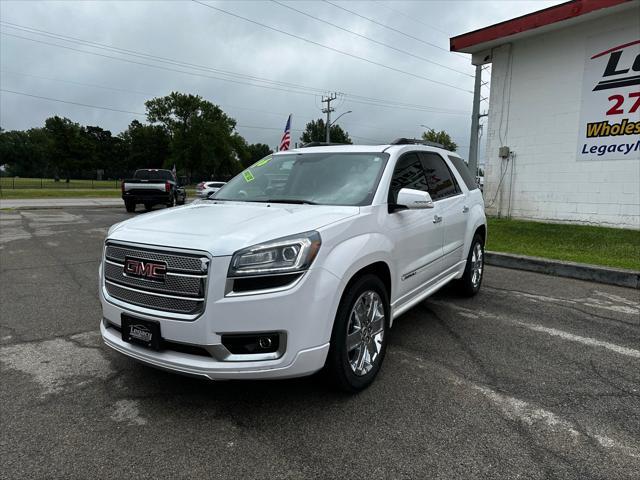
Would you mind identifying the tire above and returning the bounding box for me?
[177,195,185,206]
[457,233,485,297]
[166,194,175,208]
[144,203,153,212]
[125,201,135,213]
[325,274,389,393]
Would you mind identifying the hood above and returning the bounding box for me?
[108,201,359,256]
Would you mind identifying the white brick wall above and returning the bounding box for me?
[483,9,640,229]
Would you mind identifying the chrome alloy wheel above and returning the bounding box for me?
[471,242,484,288]
[346,290,386,376]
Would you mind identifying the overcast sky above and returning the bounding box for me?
[0,0,562,159]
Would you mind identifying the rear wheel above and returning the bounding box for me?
[457,233,484,296]
[144,202,153,212]
[325,274,389,393]
[124,200,135,213]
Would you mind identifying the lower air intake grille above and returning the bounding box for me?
[105,282,202,315]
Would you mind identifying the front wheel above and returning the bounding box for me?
[325,274,389,393]
[457,233,485,296]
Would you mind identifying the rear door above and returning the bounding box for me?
[384,152,445,303]
[420,152,467,271]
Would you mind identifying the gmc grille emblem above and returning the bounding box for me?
[124,257,167,282]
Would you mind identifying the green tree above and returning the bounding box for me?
[300,118,352,145]
[421,129,457,151]
[0,128,51,177]
[44,116,89,180]
[145,92,238,179]
[119,120,170,174]
[246,143,273,167]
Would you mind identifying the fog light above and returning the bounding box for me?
[221,333,280,355]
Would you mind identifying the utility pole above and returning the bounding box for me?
[468,64,482,177]
[322,93,337,143]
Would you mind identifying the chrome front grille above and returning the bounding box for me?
[103,242,209,317]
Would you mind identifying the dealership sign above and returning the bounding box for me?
[577,28,640,161]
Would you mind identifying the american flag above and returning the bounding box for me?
[279,114,292,151]
[171,164,177,179]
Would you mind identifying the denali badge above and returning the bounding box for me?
[124,257,167,282]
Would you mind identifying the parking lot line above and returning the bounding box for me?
[515,322,640,359]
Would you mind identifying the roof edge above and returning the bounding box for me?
[450,0,633,53]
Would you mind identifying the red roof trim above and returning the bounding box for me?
[450,0,633,52]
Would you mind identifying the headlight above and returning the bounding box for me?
[228,231,321,277]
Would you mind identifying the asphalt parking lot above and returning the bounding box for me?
[0,207,638,479]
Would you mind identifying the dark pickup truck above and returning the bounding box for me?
[121,169,187,212]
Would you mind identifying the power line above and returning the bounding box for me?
[270,0,472,77]
[0,69,319,119]
[0,88,305,135]
[374,1,450,35]
[0,31,319,100]
[1,69,153,97]
[1,27,469,115]
[191,0,472,93]
[323,1,464,58]
[0,24,324,96]
[0,83,422,144]
[0,21,326,95]
[1,70,454,140]
[0,88,147,116]
[0,88,386,144]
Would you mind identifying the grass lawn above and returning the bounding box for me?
[0,188,198,199]
[0,188,122,199]
[487,217,640,271]
[0,177,120,189]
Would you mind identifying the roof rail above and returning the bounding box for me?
[389,138,445,148]
[300,141,347,148]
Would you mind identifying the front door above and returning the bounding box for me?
[420,152,468,270]
[384,152,445,304]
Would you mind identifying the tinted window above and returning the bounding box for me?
[420,153,459,200]
[134,170,173,181]
[448,155,478,191]
[388,153,428,204]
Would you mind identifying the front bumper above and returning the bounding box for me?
[99,260,340,380]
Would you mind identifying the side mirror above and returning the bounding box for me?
[395,188,434,210]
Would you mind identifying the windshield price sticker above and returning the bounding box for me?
[253,156,271,168]
[243,170,255,182]
[577,29,640,161]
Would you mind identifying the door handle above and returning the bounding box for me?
[433,214,443,224]
[463,205,469,213]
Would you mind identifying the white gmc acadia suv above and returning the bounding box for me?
[100,141,486,392]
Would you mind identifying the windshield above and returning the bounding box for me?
[215,152,389,206]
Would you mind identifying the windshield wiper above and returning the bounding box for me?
[262,198,318,205]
